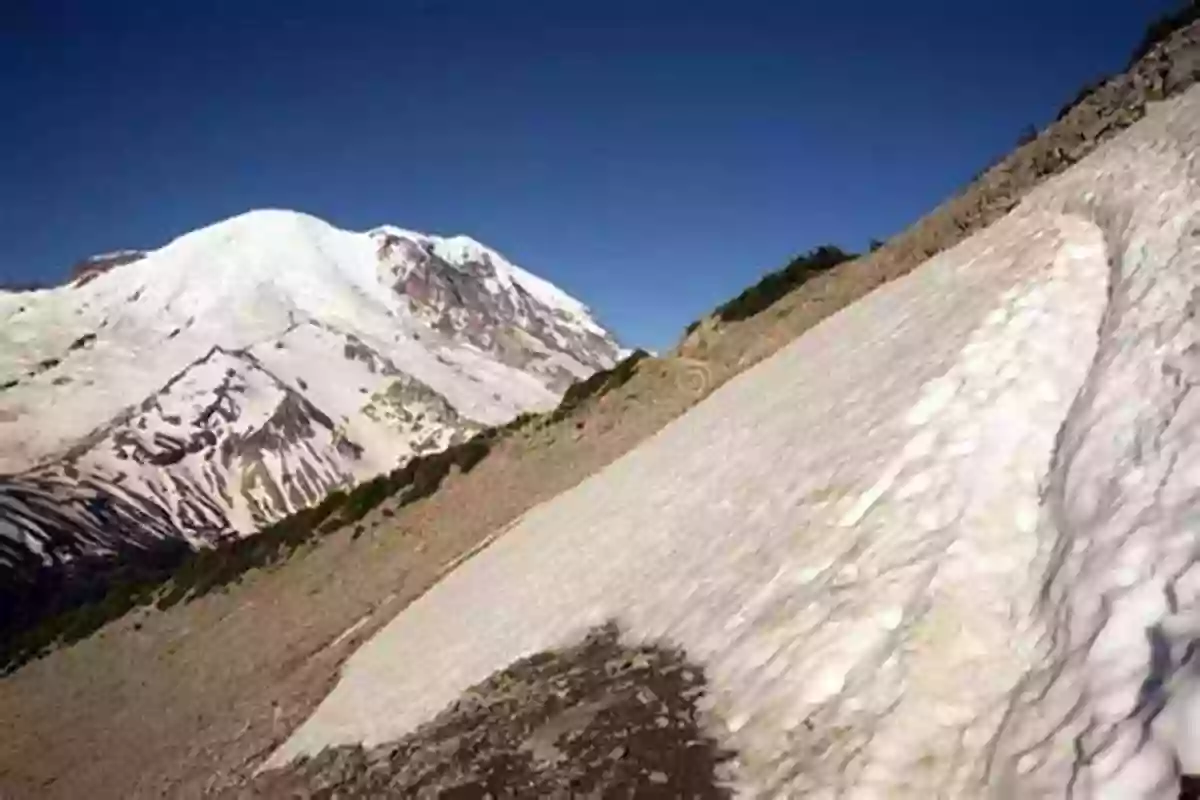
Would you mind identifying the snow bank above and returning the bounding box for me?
[269,85,1200,799]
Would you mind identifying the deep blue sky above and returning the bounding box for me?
[0,0,1179,348]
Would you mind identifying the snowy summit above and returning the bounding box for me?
[0,209,622,610]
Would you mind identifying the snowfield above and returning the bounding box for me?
[270,86,1200,796]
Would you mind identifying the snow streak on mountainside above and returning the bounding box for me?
[271,83,1200,797]
[0,210,620,617]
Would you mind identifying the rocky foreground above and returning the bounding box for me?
[245,623,731,797]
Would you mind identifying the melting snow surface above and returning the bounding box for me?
[271,87,1200,797]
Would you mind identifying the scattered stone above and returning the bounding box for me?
[243,621,733,797]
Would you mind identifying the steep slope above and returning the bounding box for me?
[0,210,621,623]
[266,65,1200,800]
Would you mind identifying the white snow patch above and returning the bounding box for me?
[268,83,1200,798]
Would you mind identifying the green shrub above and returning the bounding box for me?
[503,411,541,433]
[340,476,392,523]
[711,245,856,324]
[548,349,651,424]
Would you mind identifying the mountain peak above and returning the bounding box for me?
[0,210,623,599]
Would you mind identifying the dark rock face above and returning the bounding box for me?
[374,232,620,376]
[243,621,734,798]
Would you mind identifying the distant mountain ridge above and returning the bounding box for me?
[0,209,622,622]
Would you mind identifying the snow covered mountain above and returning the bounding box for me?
[0,209,621,611]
